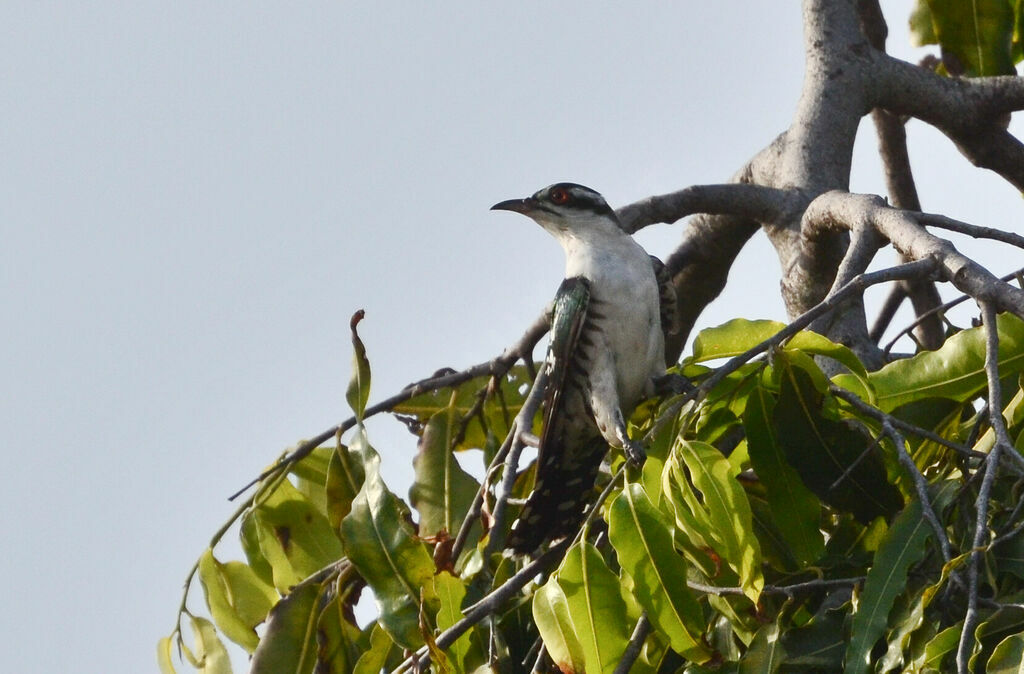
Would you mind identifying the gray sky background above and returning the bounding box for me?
[2,2,1020,671]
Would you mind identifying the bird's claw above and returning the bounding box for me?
[624,440,647,466]
[652,373,695,397]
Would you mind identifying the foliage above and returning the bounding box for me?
[161,312,1024,673]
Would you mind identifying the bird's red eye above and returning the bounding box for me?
[550,188,569,204]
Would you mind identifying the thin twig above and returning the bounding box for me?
[612,614,651,674]
[228,311,550,501]
[393,538,572,672]
[884,421,953,563]
[956,301,1010,674]
[882,266,1024,356]
[696,258,938,400]
[483,367,550,558]
[687,576,864,598]
[830,386,983,460]
[918,213,1024,250]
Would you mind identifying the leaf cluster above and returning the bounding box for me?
[162,312,1024,673]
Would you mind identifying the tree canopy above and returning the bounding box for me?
[162,2,1024,672]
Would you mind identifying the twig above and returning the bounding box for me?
[687,576,864,598]
[612,614,651,674]
[884,421,953,563]
[696,258,938,399]
[830,386,982,461]
[956,301,1010,674]
[228,310,550,501]
[882,267,1024,357]
[392,538,572,673]
[917,213,1024,250]
[482,367,550,558]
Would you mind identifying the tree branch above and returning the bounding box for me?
[956,301,1011,674]
[615,183,797,234]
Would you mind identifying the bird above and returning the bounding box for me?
[491,182,677,554]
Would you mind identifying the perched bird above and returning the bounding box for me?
[491,183,677,554]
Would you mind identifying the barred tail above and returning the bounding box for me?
[506,437,608,554]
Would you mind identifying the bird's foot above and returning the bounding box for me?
[624,439,647,466]
[652,373,695,397]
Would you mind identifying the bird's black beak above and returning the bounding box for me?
[490,197,535,214]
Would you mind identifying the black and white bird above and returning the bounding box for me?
[491,183,677,553]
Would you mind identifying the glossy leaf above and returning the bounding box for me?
[409,403,480,538]
[844,486,952,674]
[347,310,371,421]
[743,382,824,565]
[533,579,586,674]
[435,572,471,673]
[970,607,1024,673]
[352,624,396,674]
[248,479,344,593]
[197,548,277,652]
[663,439,764,601]
[316,588,366,674]
[865,313,1024,412]
[157,636,178,674]
[557,542,631,674]
[340,451,436,650]
[923,623,963,671]
[289,446,334,517]
[908,0,1017,75]
[189,616,233,674]
[608,482,708,660]
[392,366,534,450]
[988,633,1024,673]
[773,362,902,522]
[739,622,785,674]
[249,581,320,674]
[325,437,366,529]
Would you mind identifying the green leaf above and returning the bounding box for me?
[868,313,1024,412]
[532,579,586,674]
[988,633,1024,673]
[608,482,709,660]
[340,450,436,650]
[393,366,534,450]
[662,439,764,602]
[197,548,278,652]
[325,438,366,529]
[909,1,938,45]
[743,382,824,565]
[924,623,963,671]
[249,581,321,674]
[289,446,334,518]
[435,572,471,673]
[780,592,848,670]
[690,318,785,362]
[773,361,903,522]
[557,542,631,674]
[353,624,396,674]
[739,622,785,674]
[409,403,480,538]
[347,310,371,421]
[844,483,955,674]
[920,0,1017,75]
[970,607,1024,673]
[248,479,344,592]
[189,616,233,674]
[157,636,178,674]
[316,586,367,674]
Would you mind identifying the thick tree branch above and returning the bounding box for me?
[803,192,1024,321]
[615,183,797,234]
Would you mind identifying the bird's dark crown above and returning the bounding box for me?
[532,183,614,217]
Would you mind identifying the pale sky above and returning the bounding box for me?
[2,2,1020,672]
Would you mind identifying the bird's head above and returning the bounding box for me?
[491,183,622,240]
